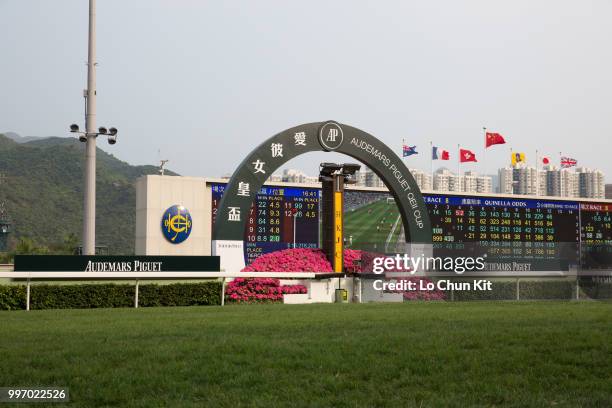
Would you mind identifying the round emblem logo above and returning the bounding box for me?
[318,122,344,151]
[161,205,193,244]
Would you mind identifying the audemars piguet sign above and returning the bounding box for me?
[212,120,433,272]
[14,255,220,272]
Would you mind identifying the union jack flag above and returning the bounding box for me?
[560,157,577,168]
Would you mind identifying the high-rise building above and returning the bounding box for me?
[354,169,367,187]
[476,174,493,194]
[498,164,538,195]
[363,167,384,188]
[433,169,450,192]
[463,171,493,193]
[540,165,579,197]
[434,169,462,192]
[408,168,432,191]
[281,169,318,184]
[432,169,491,193]
[606,184,612,199]
[576,167,605,199]
[498,167,514,194]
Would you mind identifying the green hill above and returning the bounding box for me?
[0,134,176,254]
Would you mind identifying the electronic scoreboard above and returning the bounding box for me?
[580,202,612,270]
[211,181,611,271]
[211,183,320,264]
[424,194,580,271]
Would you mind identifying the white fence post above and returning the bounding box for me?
[221,278,226,306]
[26,278,31,311]
[134,279,139,308]
[575,278,580,300]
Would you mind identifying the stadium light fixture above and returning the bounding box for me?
[68,0,121,255]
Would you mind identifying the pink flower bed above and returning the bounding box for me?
[225,277,307,304]
[234,248,445,302]
[242,248,332,272]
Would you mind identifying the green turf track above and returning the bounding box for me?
[344,200,400,250]
[1,302,611,407]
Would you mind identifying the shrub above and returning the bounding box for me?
[241,248,444,301]
[225,278,306,304]
[0,282,222,310]
[0,285,26,310]
[242,248,332,272]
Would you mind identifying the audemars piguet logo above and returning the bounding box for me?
[318,122,344,151]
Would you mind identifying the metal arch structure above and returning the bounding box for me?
[212,121,432,271]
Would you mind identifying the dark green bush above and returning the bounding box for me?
[579,281,612,300]
[450,280,516,301]
[447,279,577,301]
[0,282,222,310]
[0,285,26,310]
[519,280,574,300]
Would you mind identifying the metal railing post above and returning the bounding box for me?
[26,278,30,311]
[576,278,580,300]
[221,278,226,306]
[516,278,520,301]
[134,279,139,308]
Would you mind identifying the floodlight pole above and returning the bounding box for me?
[83,0,97,255]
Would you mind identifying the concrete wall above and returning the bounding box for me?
[135,175,211,255]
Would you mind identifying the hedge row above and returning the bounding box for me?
[442,279,612,301]
[579,281,612,300]
[0,282,222,311]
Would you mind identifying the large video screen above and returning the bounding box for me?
[211,182,611,271]
[211,183,320,265]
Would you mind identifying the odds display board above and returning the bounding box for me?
[211,183,320,265]
[580,202,612,270]
[424,194,580,271]
[210,181,612,272]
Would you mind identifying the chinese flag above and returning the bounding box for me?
[485,132,506,148]
[460,148,477,162]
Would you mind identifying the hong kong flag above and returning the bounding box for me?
[460,148,477,162]
[485,132,506,148]
[542,156,550,165]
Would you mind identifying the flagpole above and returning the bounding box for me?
[535,149,539,196]
[402,138,407,172]
[457,143,460,177]
[483,126,487,178]
[430,140,433,182]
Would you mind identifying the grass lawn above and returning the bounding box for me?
[1,302,611,407]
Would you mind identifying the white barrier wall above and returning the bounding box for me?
[135,175,211,255]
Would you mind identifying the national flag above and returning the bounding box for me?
[485,132,506,148]
[542,156,550,165]
[432,146,450,160]
[402,145,418,157]
[561,157,577,168]
[511,152,526,166]
[459,148,477,163]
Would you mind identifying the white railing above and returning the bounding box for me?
[0,271,317,311]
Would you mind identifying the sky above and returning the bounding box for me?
[1,0,611,180]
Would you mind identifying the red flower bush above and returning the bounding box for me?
[225,277,307,304]
[242,248,332,272]
[235,248,445,302]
